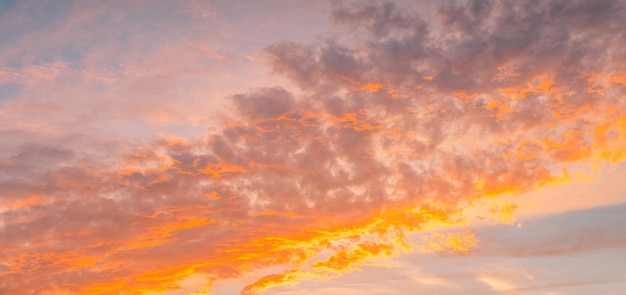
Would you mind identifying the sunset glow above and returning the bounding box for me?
[1,1,626,294]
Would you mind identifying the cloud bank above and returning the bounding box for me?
[1,0,626,294]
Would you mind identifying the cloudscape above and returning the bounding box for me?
[1,1,626,294]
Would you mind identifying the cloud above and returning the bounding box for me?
[2,0,626,294]
[231,87,295,120]
[240,270,324,295]
[477,274,519,292]
[472,203,626,258]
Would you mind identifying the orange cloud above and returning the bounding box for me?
[355,82,384,93]
[420,230,478,253]
[312,241,393,272]
[608,73,626,85]
[240,270,324,295]
[199,163,248,178]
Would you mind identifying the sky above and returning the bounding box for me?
[1,0,626,294]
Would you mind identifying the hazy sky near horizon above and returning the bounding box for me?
[1,1,626,294]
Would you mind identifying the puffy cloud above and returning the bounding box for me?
[231,87,295,120]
